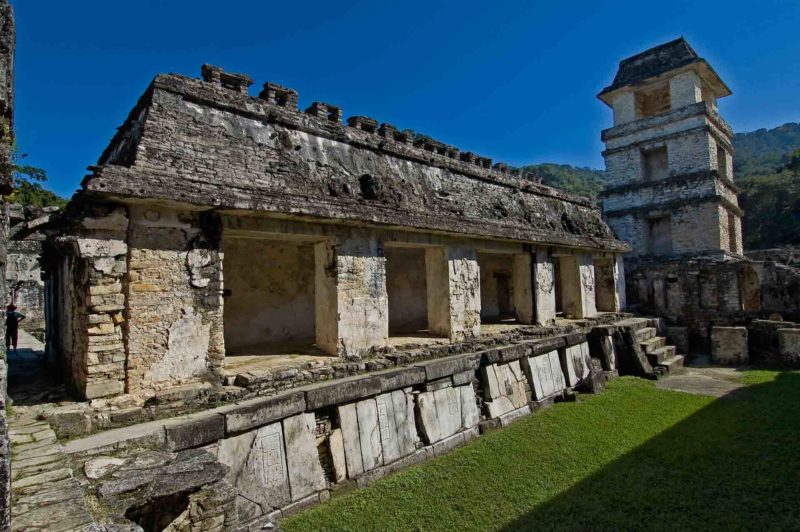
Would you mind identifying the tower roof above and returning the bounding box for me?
[598,37,731,101]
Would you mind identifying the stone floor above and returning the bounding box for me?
[656,358,745,397]
[7,333,100,530]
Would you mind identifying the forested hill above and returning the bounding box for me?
[733,122,800,176]
[524,121,800,250]
[522,163,607,198]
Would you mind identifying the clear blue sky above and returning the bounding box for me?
[13,0,800,198]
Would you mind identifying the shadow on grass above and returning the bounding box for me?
[503,372,800,531]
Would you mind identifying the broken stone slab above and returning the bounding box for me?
[336,402,363,478]
[414,352,481,381]
[485,396,515,419]
[328,428,347,483]
[303,375,381,410]
[84,456,127,480]
[224,391,306,434]
[166,413,225,451]
[374,366,425,392]
[499,405,531,427]
[282,413,326,501]
[548,350,567,392]
[391,389,419,457]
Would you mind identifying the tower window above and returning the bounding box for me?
[647,216,673,256]
[642,146,668,182]
[635,85,671,118]
[717,145,728,179]
[728,212,738,253]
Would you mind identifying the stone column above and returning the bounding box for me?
[425,246,480,342]
[615,254,627,311]
[533,247,556,325]
[559,255,583,319]
[512,253,534,324]
[315,235,388,358]
[579,254,597,318]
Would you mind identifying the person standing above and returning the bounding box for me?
[5,304,24,352]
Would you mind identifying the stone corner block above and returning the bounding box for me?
[304,376,381,411]
[528,336,565,356]
[165,414,225,451]
[497,344,531,364]
[415,352,481,381]
[374,366,426,393]
[778,328,800,367]
[84,380,124,400]
[224,391,306,434]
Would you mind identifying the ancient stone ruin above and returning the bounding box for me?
[3,31,800,532]
[598,37,800,365]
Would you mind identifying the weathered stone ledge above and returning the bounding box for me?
[48,314,629,441]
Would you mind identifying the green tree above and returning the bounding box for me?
[6,152,66,208]
[784,149,800,177]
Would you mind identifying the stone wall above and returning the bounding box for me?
[223,237,316,352]
[626,256,800,354]
[385,247,428,334]
[66,327,618,530]
[0,2,13,526]
[126,205,224,393]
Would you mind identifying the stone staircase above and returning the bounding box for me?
[629,318,685,375]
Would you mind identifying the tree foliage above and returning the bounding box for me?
[522,163,607,198]
[6,153,67,208]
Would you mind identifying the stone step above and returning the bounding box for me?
[657,355,685,374]
[635,327,657,342]
[646,346,676,366]
[615,318,650,331]
[640,336,666,354]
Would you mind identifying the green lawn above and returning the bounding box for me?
[283,371,800,531]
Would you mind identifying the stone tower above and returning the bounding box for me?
[598,38,742,259]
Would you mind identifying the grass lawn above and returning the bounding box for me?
[282,371,800,531]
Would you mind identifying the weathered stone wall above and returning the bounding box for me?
[223,237,316,352]
[478,253,515,320]
[626,256,800,354]
[126,205,224,393]
[385,247,428,334]
[0,2,13,525]
[66,326,618,530]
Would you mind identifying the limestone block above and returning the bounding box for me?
[416,390,441,445]
[391,390,419,457]
[711,327,749,365]
[84,380,124,399]
[336,403,363,478]
[231,422,291,510]
[282,413,326,501]
[416,352,481,381]
[576,342,592,380]
[328,428,347,483]
[375,393,400,464]
[356,399,383,471]
[485,396,515,419]
[522,353,555,400]
[560,347,579,387]
[534,248,556,325]
[375,366,426,393]
[77,238,127,259]
[304,375,381,410]
[166,414,225,451]
[778,329,800,367]
[549,350,567,392]
[460,385,480,429]
[426,246,481,342]
[148,309,210,386]
[434,387,462,441]
[224,391,306,434]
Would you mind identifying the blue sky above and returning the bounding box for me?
[13,0,800,198]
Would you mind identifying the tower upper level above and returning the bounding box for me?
[598,38,731,127]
